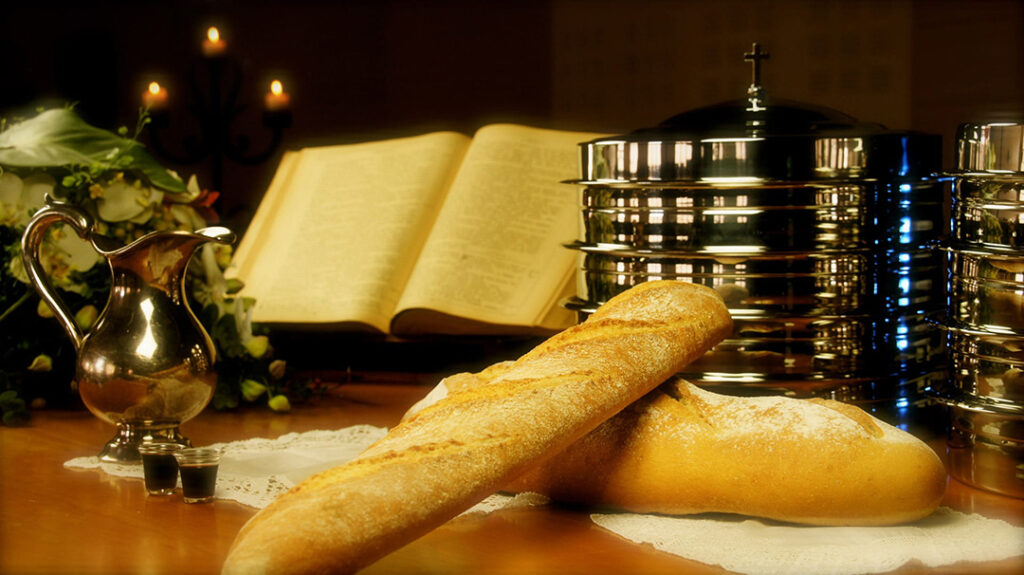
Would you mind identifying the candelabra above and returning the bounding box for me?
[143,27,291,195]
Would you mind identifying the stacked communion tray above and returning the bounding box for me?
[936,122,1024,498]
[565,53,944,422]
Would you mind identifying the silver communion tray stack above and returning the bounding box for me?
[565,47,944,421]
[934,122,1024,498]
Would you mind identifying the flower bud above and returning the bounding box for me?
[28,354,52,372]
[240,379,267,402]
[268,394,291,413]
[268,359,287,380]
[245,335,269,359]
[215,245,233,269]
[75,305,99,330]
[225,278,245,294]
[36,299,55,318]
[7,256,28,284]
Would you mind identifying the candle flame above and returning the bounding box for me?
[270,80,284,96]
[207,27,220,43]
[148,82,162,95]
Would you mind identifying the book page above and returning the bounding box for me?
[393,124,605,333]
[230,151,300,283]
[230,132,470,331]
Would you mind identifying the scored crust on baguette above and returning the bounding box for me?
[410,376,947,526]
[222,280,732,575]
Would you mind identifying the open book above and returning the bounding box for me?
[229,124,605,336]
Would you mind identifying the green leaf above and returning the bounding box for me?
[0,109,186,194]
[2,405,30,426]
[212,385,239,410]
[199,303,220,330]
[212,313,245,358]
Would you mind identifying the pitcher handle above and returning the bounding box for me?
[20,201,95,352]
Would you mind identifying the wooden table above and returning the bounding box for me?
[2,381,1022,575]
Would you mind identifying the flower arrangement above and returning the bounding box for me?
[0,107,300,425]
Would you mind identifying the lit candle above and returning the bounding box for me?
[264,80,291,111]
[202,26,227,57]
[142,81,168,110]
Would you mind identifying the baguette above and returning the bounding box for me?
[409,375,947,526]
[222,280,732,575]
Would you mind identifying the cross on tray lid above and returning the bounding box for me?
[744,42,770,111]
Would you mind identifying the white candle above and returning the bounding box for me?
[265,79,291,111]
[142,81,168,110]
[202,27,227,57]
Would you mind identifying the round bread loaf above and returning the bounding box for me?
[504,378,947,526]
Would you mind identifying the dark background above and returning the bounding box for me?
[2,0,1022,230]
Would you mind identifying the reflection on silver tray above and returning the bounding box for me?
[574,249,942,315]
[580,204,867,252]
[953,182,1024,250]
[946,402,1024,498]
[933,380,1024,498]
[939,325,1024,405]
[579,183,943,253]
[947,247,1024,334]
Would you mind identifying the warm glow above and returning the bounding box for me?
[270,80,284,96]
[207,27,220,43]
[148,82,162,95]
[136,299,158,359]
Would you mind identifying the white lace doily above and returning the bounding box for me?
[63,425,533,513]
[65,426,1024,573]
[592,507,1024,575]
[65,425,388,508]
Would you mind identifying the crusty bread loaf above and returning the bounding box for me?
[222,280,732,575]
[410,375,947,526]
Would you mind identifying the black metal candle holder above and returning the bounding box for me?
[145,53,291,194]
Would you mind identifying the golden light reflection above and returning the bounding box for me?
[136,298,158,359]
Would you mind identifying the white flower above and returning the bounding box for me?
[8,227,100,290]
[185,174,202,200]
[198,243,228,306]
[28,224,102,292]
[170,204,207,230]
[164,170,202,202]
[49,225,101,279]
[94,179,163,223]
[233,296,256,345]
[0,171,100,288]
[0,172,53,227]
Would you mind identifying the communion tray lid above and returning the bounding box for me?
[575,97,941,185]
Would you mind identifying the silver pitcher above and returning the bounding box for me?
[21,200,235,462]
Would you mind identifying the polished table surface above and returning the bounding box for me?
[2,380,1023,575]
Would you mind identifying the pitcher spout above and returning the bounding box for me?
[95,226,236,288]
[95,225,235,259]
